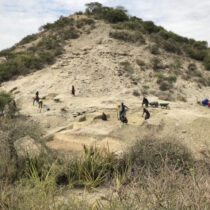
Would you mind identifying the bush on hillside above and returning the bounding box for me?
[38,51,55,65]
[18,34,38,45]
[184,46,207,61]
[151,57,163,71]
[105,9,129,23]
[204,55,210,70]
[62,28,80,40]
[0,47,15,59]
[0,92,13,114]
[155,73,177,83]
[173,58,182,69]
[162,38,181,54]
[39,17,75,31]
[143,21,161,34]
[76,18,95,28]
[37,37,60,50]
[110,31,145,44]
[120,61,134,74]
[85,2,129,23]
[113,21,144,32]
[188,63,197,71]
[158,30,189,43]
[149,44,160,55]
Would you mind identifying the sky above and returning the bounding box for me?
[0,0,210,51]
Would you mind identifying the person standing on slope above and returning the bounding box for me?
[72,85,75,96]
[119,102,128,121]
[142,108,150,120]
[142,96,149,107]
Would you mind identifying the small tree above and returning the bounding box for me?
[85,2,103,14]
[105,9,129,23]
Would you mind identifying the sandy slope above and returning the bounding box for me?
[1,19,210,158]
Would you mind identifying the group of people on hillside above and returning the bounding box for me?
[117,97,150,124]
[33,87,150,123]
[33,86,76,112]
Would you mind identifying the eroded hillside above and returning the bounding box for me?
[0,15,210,158]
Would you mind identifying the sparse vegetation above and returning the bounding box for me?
[0,16,96,83]
[120,61,134,74]
[162,38,181,54]
[149,43,160,54]
[0,133,209,209]
[136,59,145,67]
[0,91,13,114]
[110,31,145,44]
[155,73,177,83]
[173,58,182,69]
[204,54,210,70]
[151,57,163,71]
[18,34,38,45]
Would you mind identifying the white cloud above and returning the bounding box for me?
[0,0,210,51]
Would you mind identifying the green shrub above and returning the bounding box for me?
[19,34,37,45]
[110,31,145,44]
[158,30,189,43]
[63,28,79,40]
[38,51,54,65]
[155,73,177,83]
[204,55,210,70]
[85,2,103,14]
[149,44,160,55]
[184,46,207,61]
[0,47,14,59]
[162,38,181,54]
[37,37,59,50]
[151,57,162,71]
[105,9,129,23]
[0,60,19,81]
[75,11,83,15]
[188,63,197,71]
[40,17,75,31]
[206,77,210,86]
[126,138,194,175]
[120,61,134,74]
[0,92,13,114]
[76,18,95,28]
[173,58,182,69]
[64,146,117,189]
[113,21,144,32]
[143,21,161,34]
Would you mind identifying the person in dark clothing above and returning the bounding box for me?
[72,86,75,96]
[38,99,43,109]
[119,103,128,121]
[102,112,107,121]
[33,91,40,105]
[142,108,150,120]
[120,115,128,123]
[142,97,149,107]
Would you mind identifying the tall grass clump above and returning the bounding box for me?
[58,145,117,190]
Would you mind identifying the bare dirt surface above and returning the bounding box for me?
[1,19,210,159]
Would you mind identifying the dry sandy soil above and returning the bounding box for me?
[1,19,210,159]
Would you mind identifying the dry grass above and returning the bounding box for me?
[0,129,210,209]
